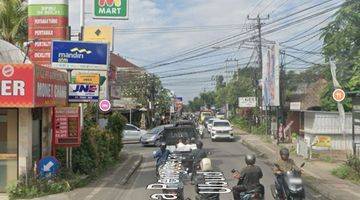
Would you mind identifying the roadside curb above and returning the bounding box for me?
[241,139,267,159]
[241,135,339,200]
[123,141,140,144]
[120,154,143,185]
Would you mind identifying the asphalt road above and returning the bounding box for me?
[120,135,327,200]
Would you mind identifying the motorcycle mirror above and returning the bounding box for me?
[300,162,305,168]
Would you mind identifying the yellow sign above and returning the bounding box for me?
[83,26,114,50]
[75,74,100,84]
[313,136,331,148]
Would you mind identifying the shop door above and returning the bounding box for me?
[32,108,42,163]
[0,109,18,192]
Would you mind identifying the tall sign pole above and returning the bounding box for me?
[330,59,347,149]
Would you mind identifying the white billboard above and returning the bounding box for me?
[238,97,257,108]
[262,43,280,107]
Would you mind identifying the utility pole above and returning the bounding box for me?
[247,14,269,133]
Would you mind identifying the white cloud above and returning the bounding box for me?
[66,0,342,102]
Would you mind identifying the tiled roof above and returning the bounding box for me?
[110,53,144,71]
[0,39,29,63]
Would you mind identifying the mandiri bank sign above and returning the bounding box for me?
[0,64,68,107]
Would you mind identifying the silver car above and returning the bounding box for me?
[123,124,147,142]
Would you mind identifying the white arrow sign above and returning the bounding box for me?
[43,161,54,172]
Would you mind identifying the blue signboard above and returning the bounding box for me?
[51,41,109,70]
[38,156,60,178]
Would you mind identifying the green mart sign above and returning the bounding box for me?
[93,0,128,19]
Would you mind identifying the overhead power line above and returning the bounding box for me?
[159,61,253,79]
[145,1,341,70]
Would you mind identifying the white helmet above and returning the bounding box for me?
[200,158,213,171]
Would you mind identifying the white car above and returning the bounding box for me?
[123,124,147,142]
[207,118,217,133]
[210,119,234,141]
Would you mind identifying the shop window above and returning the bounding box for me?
[0,109,18,192]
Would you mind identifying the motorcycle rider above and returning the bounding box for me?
[232,154,264,200]
[273,147,302,197]
[194,158,219,200]
[153,142,170,177]
[190,141,207,182]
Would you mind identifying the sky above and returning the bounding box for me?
[68,0,343,102]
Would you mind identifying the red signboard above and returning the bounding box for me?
[28,27,67,40]
[34,65,68,107]
[29,40,53,50]
[53,107,81,147]
[0,64,34,107]
[28,16,68,27]
[28,49,51,62]
[0,64,68,107]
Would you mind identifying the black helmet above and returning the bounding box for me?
[280,148,290,159]
[160,142,167,150]
[196,141,203,149]
[245,154,256,165]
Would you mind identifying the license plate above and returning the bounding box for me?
[289,178,302,184]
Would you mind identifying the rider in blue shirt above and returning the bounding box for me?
[154,142,170,176]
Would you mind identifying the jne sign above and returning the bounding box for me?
[68,84,99,103]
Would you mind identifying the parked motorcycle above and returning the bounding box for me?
[271,163,306,200]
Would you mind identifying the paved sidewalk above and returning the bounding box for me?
[32,153,142,200]
[0,194,8,200]
[0,152,142,200]
[237,128,360,200]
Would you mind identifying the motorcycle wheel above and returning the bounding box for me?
[270,184,277,199]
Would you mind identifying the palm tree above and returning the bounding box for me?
[0,0,27,48]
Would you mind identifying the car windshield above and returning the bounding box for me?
[148,126,162,134]
[213,122,230,127]
[208,119,215,124]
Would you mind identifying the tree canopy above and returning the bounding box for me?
[0,0,27,47]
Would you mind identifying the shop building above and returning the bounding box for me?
[0,63,67,192]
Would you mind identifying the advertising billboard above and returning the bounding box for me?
[34,65,68,107]
[75,74,100,84]
[0,64,68,107]
[83,26,114,51]
[93,0,129,20]
[28,0,68,66]
[68,84,99,102]
[262,43,280,107]
[71,70,108,99]
[0,64,34,107]
[238,97,257,108]
[53,107,81,147]
[51,41,109,70]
